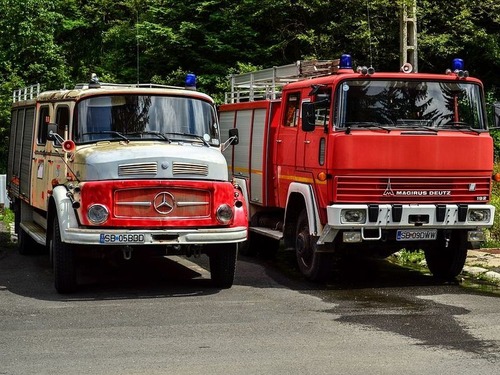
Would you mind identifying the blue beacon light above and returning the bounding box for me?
[340,54,353,69]
[452,58,464,71]
[185,73,197,89]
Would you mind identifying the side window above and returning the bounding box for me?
[284,92,301,127]
[55,106,70,146]
[313,89,332,127]
[37,106,50,145]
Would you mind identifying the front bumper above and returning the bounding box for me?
[62,226,248,246]
[317,203,495,245]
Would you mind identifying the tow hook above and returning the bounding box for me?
[122,246,133,260]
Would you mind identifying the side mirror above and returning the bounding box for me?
[494,102,500,128]
[228,128,239,145]
[47,123,58,141]
[302,102,316,132]
[222,128,239,152]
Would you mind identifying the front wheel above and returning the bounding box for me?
[295,209,335,282]
[51,216,77,293]
[424,230,468,280]
[207,243,238,289]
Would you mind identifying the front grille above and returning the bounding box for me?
[172,162,208,176]
[114,187,210,218]
[335,176,491,203]
[118,162,157,176]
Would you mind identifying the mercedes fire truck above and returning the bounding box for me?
[7,76,247,293]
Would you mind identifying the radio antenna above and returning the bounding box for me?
[136,7,140,84]
[366,0,374,68]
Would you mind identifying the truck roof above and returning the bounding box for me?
[13,83,214,106]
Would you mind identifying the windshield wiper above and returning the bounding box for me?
[126,131,172,143]
[441,121,481,134]
[343,122,391,133]
[82,131,130,143]
[164,132,210,147]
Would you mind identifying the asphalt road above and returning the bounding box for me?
[1,241,500,375]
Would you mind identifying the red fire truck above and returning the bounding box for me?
[7,76,247,293]
[219,55,496,281]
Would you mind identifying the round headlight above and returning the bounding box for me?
[216,204,233,224]
[87,204,109,224]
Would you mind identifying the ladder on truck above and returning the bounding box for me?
[225,59,340,103]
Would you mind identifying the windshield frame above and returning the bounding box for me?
[73,94,220,146]
[333,78,487,131]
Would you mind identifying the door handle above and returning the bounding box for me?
[276,139,283,143]
[304,140,311,144]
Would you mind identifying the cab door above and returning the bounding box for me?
[31,105,52,209]
[274,91,301,206]
[300,95,331,172]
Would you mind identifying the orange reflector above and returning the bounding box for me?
[317,172,327,181]
[51,178,59,187]
[493,173,500,182]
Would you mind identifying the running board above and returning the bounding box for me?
[20,221,46,246]
[249,227,283,240]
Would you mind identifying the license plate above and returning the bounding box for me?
[396,229,437,241]
[99,234,145,244]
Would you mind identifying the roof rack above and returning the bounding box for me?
[12,84,40,103]
[73,82,184,90]
[225,59,339,103]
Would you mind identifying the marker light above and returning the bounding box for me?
[340,54,352,69]
[452,58,464,71]
[185,73,197,89]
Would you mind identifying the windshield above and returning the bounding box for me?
[74,95,220,145]
[335,80,485,130]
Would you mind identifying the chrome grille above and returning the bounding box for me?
[118,162,158,176]
[172,162,208,176]
[114,187,211,218]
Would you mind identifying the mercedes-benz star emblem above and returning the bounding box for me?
[153,192,175,214]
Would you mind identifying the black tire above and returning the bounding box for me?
[424,230,468,280]
[207,243,238,289]
[18,227,38,255]
[51,216,77,293]
[295,209,335,282]
[239,232,280,259]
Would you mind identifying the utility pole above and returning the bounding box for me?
[400,0,418,72]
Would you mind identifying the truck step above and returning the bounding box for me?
[249,227,283,240]
[20,221,46,246]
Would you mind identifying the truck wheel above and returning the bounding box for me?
[240,233,279,259]
[295,209,334,282]
[424,230,468,280]
[207,243,237,289]
[51,216,77,293]
[18,227,39,255]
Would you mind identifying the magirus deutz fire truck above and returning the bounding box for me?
[220,55,496,282]
[7,76,247,293]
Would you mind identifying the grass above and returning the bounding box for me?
[392,248,426,266]
[0,207,13,226]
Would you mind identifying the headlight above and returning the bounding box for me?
[467,209,490,222]
[87,204,109,224]
[340,209,366,224]
[216,204,233,224]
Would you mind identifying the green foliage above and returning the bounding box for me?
[393,249,426,266]
[0,208,13,226]
[0,0,500,172]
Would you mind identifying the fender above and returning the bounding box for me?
[286,182,323,236]
[233,176,250,221]
[51,185,80,243]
